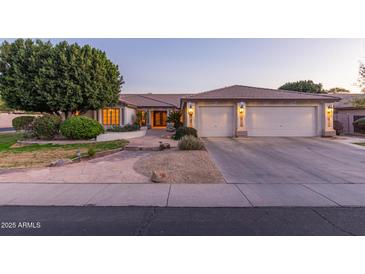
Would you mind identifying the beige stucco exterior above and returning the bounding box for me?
[183,100,335,137]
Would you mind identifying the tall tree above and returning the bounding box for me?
[359,62,365,93]
[0,39,123,117]
[327,87,351,93]
[279,80,324,93]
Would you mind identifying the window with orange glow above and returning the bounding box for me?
[102,108,120,125]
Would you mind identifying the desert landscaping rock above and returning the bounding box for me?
[151,170,169,183]
[49,158,73,167]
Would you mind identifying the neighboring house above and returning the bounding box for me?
[333,93,365,134]
[85,93,189,128]
[181,85,339,137]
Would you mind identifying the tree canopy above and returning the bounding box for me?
[0,39,123,116]
[327,87,351,93]
[359,62,365,93]
[279,80,324,93]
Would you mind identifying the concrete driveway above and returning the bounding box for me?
[203,137,365,206]
[204,137,365,184]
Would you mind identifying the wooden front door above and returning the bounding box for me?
[153,111,167,127]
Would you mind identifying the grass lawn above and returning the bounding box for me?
[0,133,128,168]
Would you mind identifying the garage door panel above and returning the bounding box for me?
[247,107,317,137]
[199,106,234,137]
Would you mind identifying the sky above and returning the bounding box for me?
[1,38,365,93]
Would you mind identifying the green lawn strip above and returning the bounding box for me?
[0,133,129,154]
[353,143,365,147]
[0,133,24,151]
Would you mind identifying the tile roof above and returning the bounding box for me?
[120,94,190,108]
[183,85,340,101]
[333,93,365,109]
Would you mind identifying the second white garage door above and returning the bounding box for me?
[246,106,317,137]
[198,106,234,137]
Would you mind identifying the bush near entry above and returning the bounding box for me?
[12,116,35,131]
[32,115,62,139]
[178,135,204,150]
[60,116,104,140]
[173,126,198,140]
[167,110,183,129]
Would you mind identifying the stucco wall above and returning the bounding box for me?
[185,100,330,137]
[124,106,136,125]
[0,113,39,128]
[96,128,146,141]
[334,109,365,134]
[82,110,94,119]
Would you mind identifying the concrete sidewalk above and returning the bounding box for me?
[1,182,365,207]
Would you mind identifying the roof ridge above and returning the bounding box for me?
[186,85,238,99]
[187,84,340,100]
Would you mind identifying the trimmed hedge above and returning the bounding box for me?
[174,126,198,140]
[178,135,204,150]
[60,116,104,140]
[12,116,35,131]
[32,115,62,139]
[107,124,140,132]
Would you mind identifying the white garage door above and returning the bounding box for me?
[199,106,234,137]
[246,106,317,137]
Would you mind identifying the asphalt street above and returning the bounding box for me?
[0,206,365,235]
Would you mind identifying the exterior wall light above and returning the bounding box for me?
[239,102,245,113]
[188,103,193,115]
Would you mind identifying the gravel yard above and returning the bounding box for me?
[133,149,224,184]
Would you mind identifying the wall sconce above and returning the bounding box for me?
[188,103,193,115]
[239,102,245,113]
[327,104,334,114]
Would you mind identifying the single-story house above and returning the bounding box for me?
[85,85,339,137]
[333,93,365,134]
[84,93,189,128]
[181,85,339,137]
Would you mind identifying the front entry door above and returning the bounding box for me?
[153,111,167,127]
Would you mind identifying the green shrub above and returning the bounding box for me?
[333,120,343,135]
[178,135,204,150]
[353,118,365,129]
[12,116,35,131]
[167,110,183,129]
[60,116,104,140]
[87,147,96,157]
[173,126,198,140]
[32,115,62,139]
[353,118,365,133]
[107,124,140,132]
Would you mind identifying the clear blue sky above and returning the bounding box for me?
[1,38,365,93]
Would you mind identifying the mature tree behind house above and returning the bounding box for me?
[359,62,365,93]
[352,62,365,108]
[279,80,324,93]
[0,39,123,118]
[327,87,351,93]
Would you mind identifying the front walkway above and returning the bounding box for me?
[125,128,177,150]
